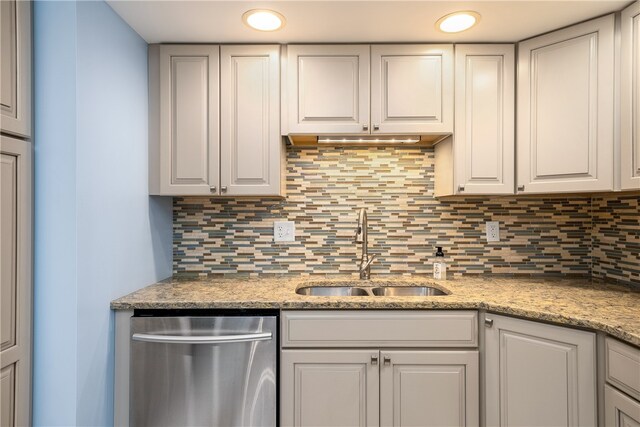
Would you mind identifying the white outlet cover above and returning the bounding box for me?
[274,221,295,242]
[486,221,500,242]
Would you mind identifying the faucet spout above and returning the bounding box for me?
[355,208,375,280]
[354,208,366,244]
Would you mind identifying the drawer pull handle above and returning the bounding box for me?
[371,354,378,365]
[383,356,391,365]
[485,318,494,328]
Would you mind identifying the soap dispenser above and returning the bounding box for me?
[433,247,447,280]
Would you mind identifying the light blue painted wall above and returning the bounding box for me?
[33,2,79,425]
[33,1,172,425]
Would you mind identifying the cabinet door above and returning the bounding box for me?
[150,45,219,195]
[454,45,515,195]
[371,45,453,134]
[0,0,31,138]
[621,2,640,191]
[281,349,379,427]
[220,45,282,196]
[0,136,32,427]
[287,45,370,134]
[380,350,479,427]
[517,15,615,193]
[485,314,596,427]
[605,385,640,427]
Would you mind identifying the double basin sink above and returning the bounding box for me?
[296,281,448,297]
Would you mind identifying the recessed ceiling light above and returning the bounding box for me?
[242,9,285,32]
[436,11,481,33]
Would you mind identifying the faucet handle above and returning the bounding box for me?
[361,255,376,270]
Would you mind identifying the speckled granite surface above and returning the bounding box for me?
[111,276,640,347]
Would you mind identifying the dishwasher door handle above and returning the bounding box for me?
[132,332,272,344]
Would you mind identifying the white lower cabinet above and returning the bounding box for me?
[281,349,380,427]
[379,350,479,427]
[605,338,640,427]
[605,385,640,427]
[280,311,480,427]
[281,349,478,427]
[485,314,597,427]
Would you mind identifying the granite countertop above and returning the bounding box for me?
[111,275,640,347]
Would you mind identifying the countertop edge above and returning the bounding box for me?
[109,299,640,347]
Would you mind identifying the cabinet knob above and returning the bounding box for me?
[221,186,228,193]
[517,185,525,192]
[373,124,380,131]
[371,354,378,365]
[458,185,465,192]
[383,355,391,365]
[362,124,369,131]
[485,318,494,328]
[210,186,216,193]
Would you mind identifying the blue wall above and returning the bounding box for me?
[33,1,173,425]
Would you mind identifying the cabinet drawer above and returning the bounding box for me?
[281,310,478,348]
[606,338,640,401]
[605,385,640,427]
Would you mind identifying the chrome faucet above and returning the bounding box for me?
[354,208,376,280]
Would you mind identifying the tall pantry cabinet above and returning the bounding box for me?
[0,1,32,426]
[1,0,30,138]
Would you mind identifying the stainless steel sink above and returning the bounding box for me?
[371,286,447,296]
[296,286,370,296]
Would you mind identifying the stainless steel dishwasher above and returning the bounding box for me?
[130,312,277,427]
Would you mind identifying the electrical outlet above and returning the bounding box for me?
[274,221,295,242]
[486,221,500,242]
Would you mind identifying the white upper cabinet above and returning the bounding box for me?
[149,45,220,196]
[287,45,370,134]
[0,0,31,138]
[220,45,282,196]
[621,1,640,191]
[452,44,515,195]
[517,15,615,194]
[286,44,454,135]
[371,45,453,134]
[149,44,284,197]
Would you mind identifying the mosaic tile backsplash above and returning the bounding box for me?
[174,146,639,285]
[592,195,640,285]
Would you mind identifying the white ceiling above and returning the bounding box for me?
[107,0,632,44]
